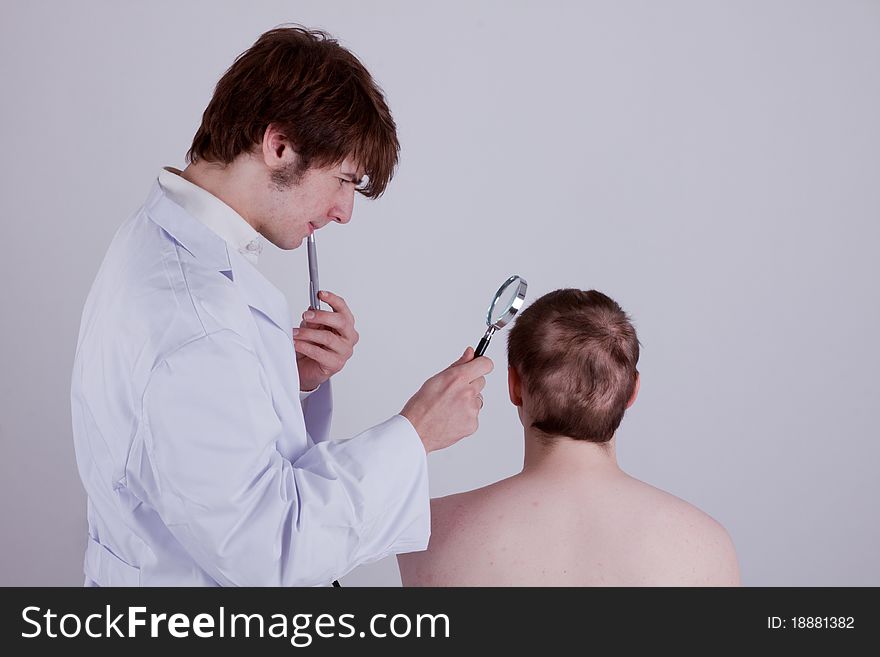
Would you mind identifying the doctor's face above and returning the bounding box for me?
[260,156,363,250]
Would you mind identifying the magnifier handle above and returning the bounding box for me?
[474,325,497,358]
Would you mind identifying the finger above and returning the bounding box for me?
[298,319,327,333]
[293,340,343,372]
[302,309,355,338]
[450,346,475,367]
[316,290,355,322]
[455,354,493,378]
[470,376,486,392]
[293,327,348,354]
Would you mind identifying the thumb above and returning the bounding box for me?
[451,346,475,367]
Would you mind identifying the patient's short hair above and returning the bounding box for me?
[507,289,639,443]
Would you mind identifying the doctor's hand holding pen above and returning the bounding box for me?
[292,289,359,392]
[400,346,493,453]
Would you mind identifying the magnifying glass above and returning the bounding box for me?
[475,275,528,357]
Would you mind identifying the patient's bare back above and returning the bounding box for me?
[398,470,740,586]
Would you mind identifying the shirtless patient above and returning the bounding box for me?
[398,289,740,586]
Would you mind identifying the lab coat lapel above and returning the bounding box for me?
[143,182,231,272]
[144,182,292,335]
[230,250,293,336]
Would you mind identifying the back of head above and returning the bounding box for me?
[507,289,640,443]
[187,25,399,198]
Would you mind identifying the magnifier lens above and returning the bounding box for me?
[476,275,527,357]
[490,282,522,326]
[476,275,528,355]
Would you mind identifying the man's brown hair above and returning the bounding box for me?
[507,289,640,443]
[187,26,399,198]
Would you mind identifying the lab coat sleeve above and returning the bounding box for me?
[140,329,429,586]
[300,380,333,444]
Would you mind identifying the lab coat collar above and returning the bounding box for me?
[145,180,230,271]
[158,167,263,266]
[144,181,292,335]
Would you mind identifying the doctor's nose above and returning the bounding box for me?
[329,198,354,224]
[330,210,352,225]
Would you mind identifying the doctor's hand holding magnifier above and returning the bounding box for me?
[470,274,529,409]
[475,275,528,357]
[471,275,527,409]
[400,275,526,439]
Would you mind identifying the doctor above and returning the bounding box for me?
[70,26,492,586]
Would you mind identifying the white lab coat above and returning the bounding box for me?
[70,181,430,586]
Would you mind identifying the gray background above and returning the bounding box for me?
[1,0,878,586]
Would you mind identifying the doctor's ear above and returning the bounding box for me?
[261,123,298,168]
[508,366,523,407]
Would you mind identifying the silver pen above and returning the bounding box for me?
[307,233,321,310]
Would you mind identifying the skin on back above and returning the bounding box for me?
[397,467,740,587]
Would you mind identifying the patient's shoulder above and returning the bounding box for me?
[430,485,502,537]
[397,482,513,586]
[637,483,741,586]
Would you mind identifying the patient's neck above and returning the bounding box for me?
[521,427,621,477]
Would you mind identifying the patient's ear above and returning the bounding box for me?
[626,372,640,409]
[508,366,523,406]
